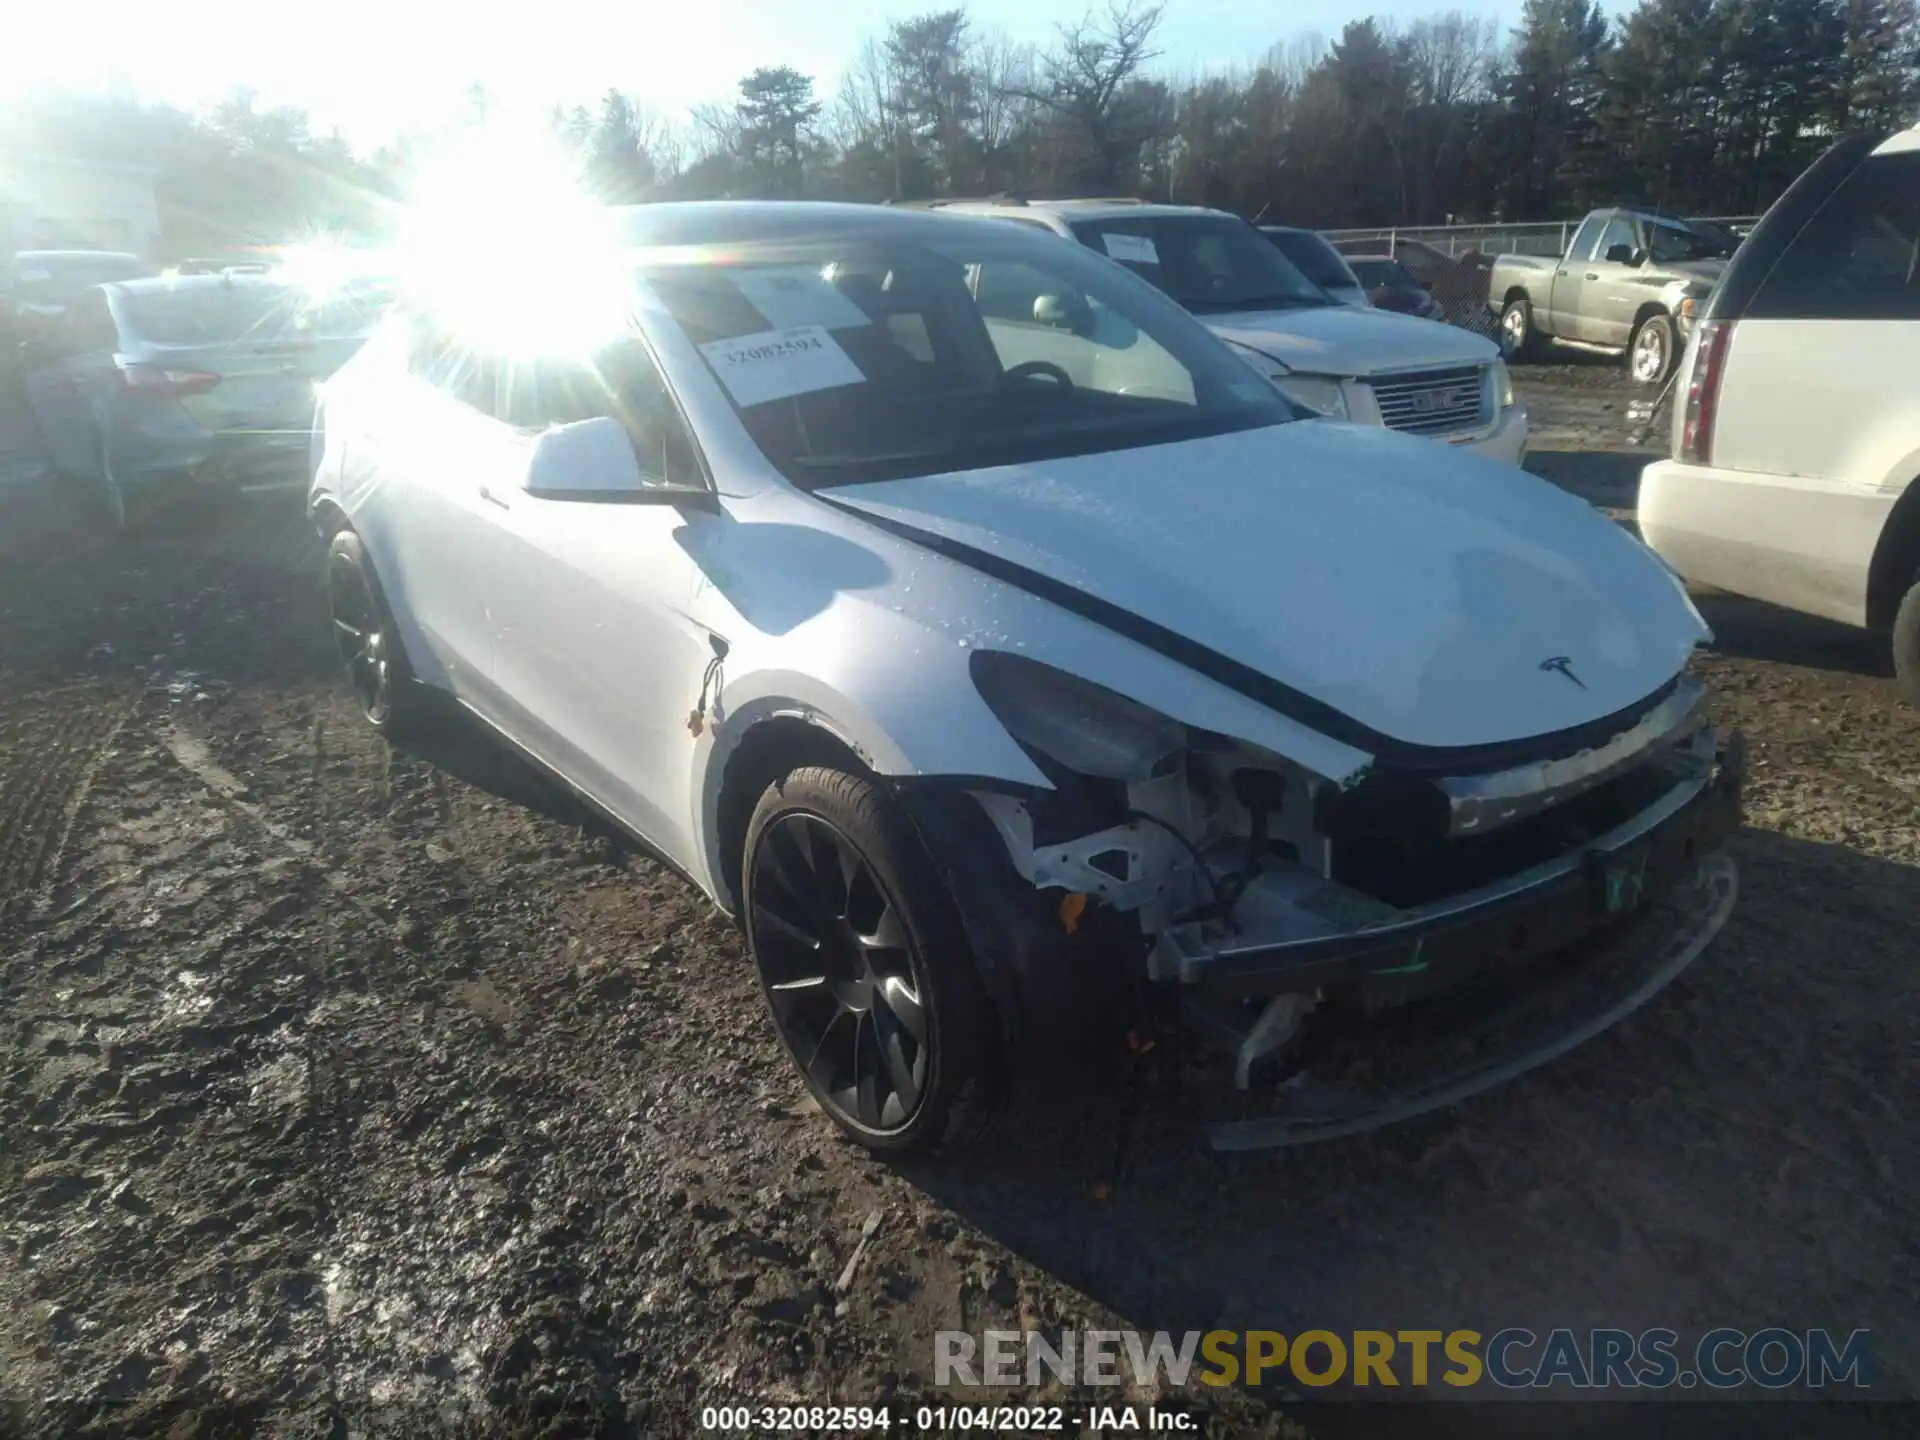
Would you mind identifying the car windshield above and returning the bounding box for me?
[119,283,380,345]
[1349,258,1417,289]
[638,225,1293,488]
[1261,230,1353,292]
[1645,220,1734,264]
[1066,214,1333,315]
[12,254,152,301]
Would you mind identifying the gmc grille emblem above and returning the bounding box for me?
[1410,386,1475,414]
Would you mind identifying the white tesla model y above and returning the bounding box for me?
[311,197,1744,1153]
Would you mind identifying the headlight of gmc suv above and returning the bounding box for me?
[1272,373,1350,421]
[1489,356,1515,411]
[1229,344,1351,422]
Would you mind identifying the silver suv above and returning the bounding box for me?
[928,197,1529,465]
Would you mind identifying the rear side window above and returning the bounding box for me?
[1750,152,1920,320]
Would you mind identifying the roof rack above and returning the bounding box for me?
[1055,196,1153,206]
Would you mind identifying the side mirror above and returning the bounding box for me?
[522,415,715,509]
[1604,244,1635,265]
[1631,247,1650,267]
[1033,292,1096,338]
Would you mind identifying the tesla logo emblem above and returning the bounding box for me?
[1540,656,1587,689]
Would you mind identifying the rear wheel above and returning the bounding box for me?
[1629,313,1678,386]
[743,766,1000,1154]
[1893,570,1920,710]
[327,529,430,736]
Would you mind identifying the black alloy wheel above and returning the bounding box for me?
[753,811,930,1132]
[743,766,998,1153]
[326,529,423,735]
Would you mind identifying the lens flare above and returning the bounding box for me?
[273,239,366,299]
[395,126,636,359]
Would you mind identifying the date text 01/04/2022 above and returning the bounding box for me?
[697,1404,1205,1432]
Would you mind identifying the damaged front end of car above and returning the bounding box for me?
[911,649,1743,1150]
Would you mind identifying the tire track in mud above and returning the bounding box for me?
[0,717,345,1423]
[0,492,364,1426]
[0,682,141,926]
[0,489,319,932]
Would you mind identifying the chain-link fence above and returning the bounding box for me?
[1321,216,1761,333]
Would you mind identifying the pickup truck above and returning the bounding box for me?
[1488,208,1735,385]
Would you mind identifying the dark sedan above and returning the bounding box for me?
[1345,256,1446,321]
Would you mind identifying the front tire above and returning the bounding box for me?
[743,766,1000,1154]
[1630,313,1678,386]
[1893,570,1920,710]
[326,529,430,737]
[1498,296,1538,361]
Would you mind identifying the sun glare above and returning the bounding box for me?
[272,238,366,299]
[394,125,637,360]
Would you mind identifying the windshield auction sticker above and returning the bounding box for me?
[730,267,872,332]
[698,325,866,408]
[1101,232,1159,264]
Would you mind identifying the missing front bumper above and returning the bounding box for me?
[1203,849,1737,1150]
[1159,732,1743,1001]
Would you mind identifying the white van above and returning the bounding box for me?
[1638,124,1920,703]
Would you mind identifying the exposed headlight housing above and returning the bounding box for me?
[970,651,1184,782]
[1489,356,1515,411]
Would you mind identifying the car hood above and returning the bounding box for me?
[1203,303,1496,378]
[820,422,1706,756]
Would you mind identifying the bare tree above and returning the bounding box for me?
[973,30,1042,161]
[1406,11,1500,109]
[1013,1,1170,190]
[688,101,743,159]
[1263,33,1330,91]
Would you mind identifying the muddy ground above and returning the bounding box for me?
[0,359,1914,1439]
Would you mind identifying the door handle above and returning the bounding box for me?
[478,485,510,510]
[1556,268,1569,277]
[1585,272,1600,281]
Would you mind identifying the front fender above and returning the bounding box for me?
[688,664,1052,910]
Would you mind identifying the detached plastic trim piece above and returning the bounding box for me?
[1204,851,1738,1151]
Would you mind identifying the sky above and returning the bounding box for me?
[3,0,1541,153]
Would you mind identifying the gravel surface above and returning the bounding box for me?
[0,360,1914,1437]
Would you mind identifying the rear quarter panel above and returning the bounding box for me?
[1713,319,1920,498]
[1645,319,1913,626]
